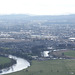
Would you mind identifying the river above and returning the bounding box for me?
[43,51,49,57]
[0,55,30,75]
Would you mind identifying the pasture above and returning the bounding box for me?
[5,59,75,75]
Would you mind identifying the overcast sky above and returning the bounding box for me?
[0,0,75,15]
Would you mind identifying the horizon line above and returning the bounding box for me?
[0,13,75,16]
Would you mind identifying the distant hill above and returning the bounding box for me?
[0,14,75,21]
[0,14,75,31]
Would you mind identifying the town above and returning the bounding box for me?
[0,14,75,60]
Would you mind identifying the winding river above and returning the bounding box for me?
[0,51,49,75]
[0,55,30,75]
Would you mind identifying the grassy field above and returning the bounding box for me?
[0,56,11,65]
[4,59,75,75]
[64,50,75,57]
[53,50,75,58]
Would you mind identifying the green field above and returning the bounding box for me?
[4,59,75,75]
[64,50,75,57]
[53,50,75,58]
[0,56,11,65]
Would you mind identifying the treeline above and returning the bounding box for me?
[31,45,46,56]
[0,47,32,61]
[0,41,47,60]
[55,43,75,49]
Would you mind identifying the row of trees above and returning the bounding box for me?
[0,47,32,61]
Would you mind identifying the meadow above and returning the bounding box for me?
[64,50,75,57]
[53,50,75,58]
[5,59,75,75]
[0,56,11,65]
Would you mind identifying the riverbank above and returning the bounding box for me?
[1,55,30,75]
[0,56,16,71]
